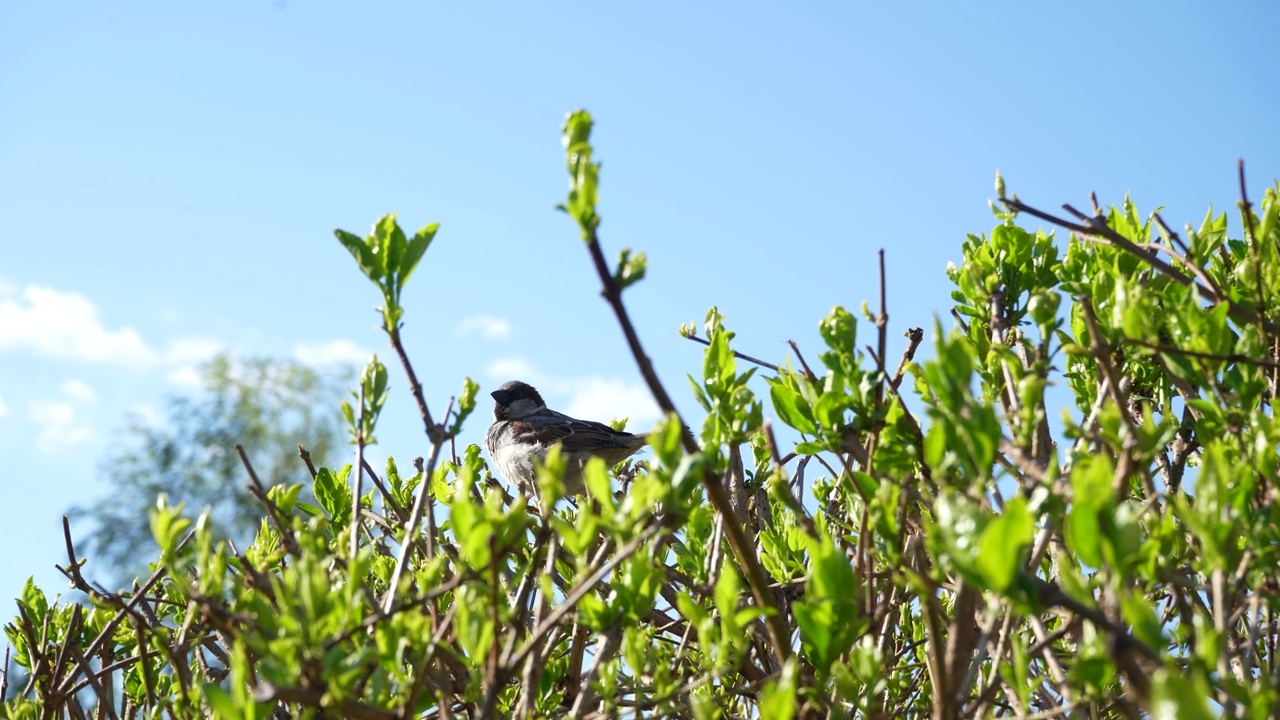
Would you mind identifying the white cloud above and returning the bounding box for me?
[166,366,204,389]
[0,281,231,390]
[484,356,661,429]
[0,279,373,396]
[562,378,661,429]
[29,381,101,455]
[455,314,512,340]
[30,400,93,454]
[60,380,98,405]
[159,337,226,389]
[486,357,543,383]
[0,285,158,367]
[0,393,9,419]
[294,339,375,368]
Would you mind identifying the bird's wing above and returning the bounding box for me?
[557,417,642,453]
[513,410,642,453]
[506,417,575,447]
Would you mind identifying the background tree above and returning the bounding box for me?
[6,113,1280,719]
[69,354,348,580]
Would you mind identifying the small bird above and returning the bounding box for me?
[485,379,648,496]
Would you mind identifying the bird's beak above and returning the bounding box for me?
[491,389,514,404]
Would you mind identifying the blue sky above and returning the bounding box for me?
[3,2,1278,601]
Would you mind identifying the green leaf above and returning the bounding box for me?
[768,379,817,435]
[819,305,857,360]
[1150,668,1214,720]
[976,496,1033,592]
[375,213,404,288]
[19,577,48,623]
[923,422,949,469]
[759,659,799,720]
[560,109,601,238]
[713,563,741,635]
[584,456,613,505]
[1119,590,1165,651]
[448,375,480,436]
[1071,454,1115,509]
[334,228,382,283]
[202,684,243,720]
[400,222,439,287]
[149,495,190,560]
[796,538,864,668]
[267,483,303,515]
[807,537,856,601]
[615,248,647,289]
[615,555,661,623]
[1066,503,1102,568]
[928,494,987,584]
[313,466,353,528]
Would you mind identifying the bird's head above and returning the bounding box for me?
[491,380,547,420]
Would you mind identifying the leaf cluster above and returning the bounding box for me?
[7,121,1280,720]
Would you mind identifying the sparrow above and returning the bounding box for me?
[484,379,648,496]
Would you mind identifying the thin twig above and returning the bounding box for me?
[509,523,664,669]
[298,444,319,479]
[1,644,9,701]
[578,221,793,663]
[682,333,781,373]
[1239,159,1259,252]
[787,339,818,381]
[381,439,445,614]
[1125,335,1280,369]
[891,327,924,390]
[351,383,366,563]
[388,326,444,445]
[1002,194,1280,335]
[53,527,195,698]
[359,456,405,522]
[66,623,120,720]
[237,445,300,556]
[763,422,819,541]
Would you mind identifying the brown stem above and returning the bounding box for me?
[892,327,925,390]
[682,333,781,373]
[381,438,446,614]
[237,445,300,556]
[387,326,444,444]
[509,524,663,669]
[580,226,793,663]
[1001,195,1280,335]
[298,444,319,479]
[350,384,366,562]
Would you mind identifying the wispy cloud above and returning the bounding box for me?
[0,284,157,367]
[161,337,228,388]
[166,366,205,389]
[0,393,9,419]
[293,339,375,368]
[486,356,541,382]
[0,280,227,388]
[60,380,99,405]
[29,380,100,455]
[484,357,661,429]
[455,314,512,340]
[562,378,661,429]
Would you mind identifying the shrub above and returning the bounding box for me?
[5,111,1279,719]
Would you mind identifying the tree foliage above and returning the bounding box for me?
[6,112,1280,719]
[69,355,347,580]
